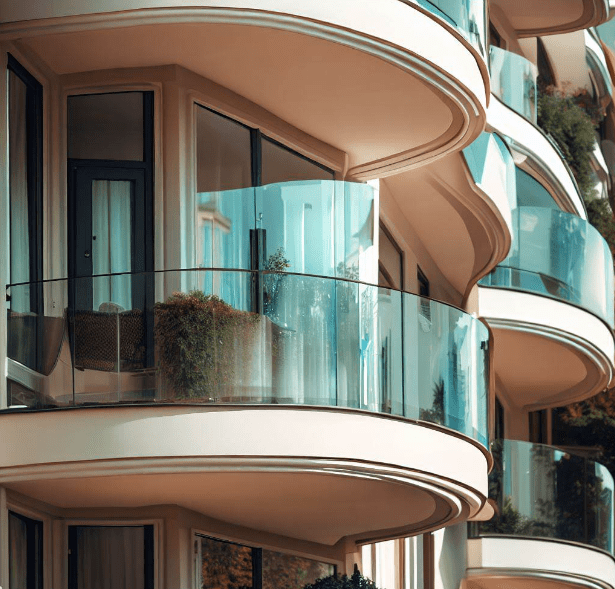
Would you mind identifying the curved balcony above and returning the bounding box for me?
[414,0,486,55]
[490,0,610,37]
[467,440,615,589]
[0,0,489,179]
[478,207,615,409]
[2,270,490,544]
[490,47,537,124]
[487,48,586,217]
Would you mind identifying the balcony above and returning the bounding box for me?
[0,0,489,179]
[490,46,537,124]
[489,0,610,37]
[414,0,486,55]
[487,48,586,216]
[2,269,491,543]
[467,439,615,589]
[479,207,615,409]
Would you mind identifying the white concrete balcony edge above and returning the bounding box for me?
[0,406,489,545]
[467,536,615,589]
[478,286,615,409]
[487,97,586,219]
[0,1,488,179]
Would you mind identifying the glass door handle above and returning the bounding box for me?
[84,250,90,258]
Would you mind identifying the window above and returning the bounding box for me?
[7,56,44,375]
[529,409,549,444]
[417,267,429,298]
[515,167,558,208]
[8,55,43,313]
[194,105,336,309]
[68,525,154,589]
[489,22,502,49]
[378,223,403,290]
[361,536,424,589]
[495,396,505,440]
[197,535,335,589]
[9,511,43,589]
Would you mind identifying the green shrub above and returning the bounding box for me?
[537,87,615,260]
[154,291,260,399]
[537,88,597,202]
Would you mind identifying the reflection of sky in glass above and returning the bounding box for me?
[481,207,614,325]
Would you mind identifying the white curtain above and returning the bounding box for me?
[92,180,132,310]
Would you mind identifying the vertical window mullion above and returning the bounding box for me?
[253,546,263,589]
[251,128,262,188]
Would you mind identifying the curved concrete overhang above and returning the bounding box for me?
[478,287,615,410]
[490,0,610,37]
[0,406,489,545]
[487,97,587,219]
[380,147,512,305]
[0,1,488,179]
[467,537,615,589]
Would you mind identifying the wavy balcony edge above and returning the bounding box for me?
[5,268,491,451]
[0,2,489,179]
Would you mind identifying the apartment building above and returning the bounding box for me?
[0,1,614,588]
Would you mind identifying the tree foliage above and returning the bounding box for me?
[537,87,598,202]
[537,86,615,263]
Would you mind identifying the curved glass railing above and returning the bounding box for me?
[479,207,615,326]
[471,439,615,553]
[412,0,487,55]
[490,46,538,123]
[6,269,490,448]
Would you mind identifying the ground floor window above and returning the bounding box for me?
[197,535,335,589]
[68,525,154,589]
[9,511,43,589]
[361,536,424,589]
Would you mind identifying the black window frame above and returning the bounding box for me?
[68,524,154,589]
[195,104,335,313]
[9,510,44,589]
[196,104,335,190]
[378,221,404,291]
[197,534,337,589]
[8,54,43,302]
[417,266,430,298]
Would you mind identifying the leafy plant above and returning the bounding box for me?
[419,379,445,424]
[263,247,291,317]
[303,570,380,589]
[154,291,260,399]
[537,86,598,202]
[537,85,615,264]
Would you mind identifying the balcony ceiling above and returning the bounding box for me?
[479,288,615,410]
[382,151,511,301]
[491,0,609,37]
[3,4,488,178]
[0,407,489,546]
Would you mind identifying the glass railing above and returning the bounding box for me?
[489,46,538,123]
[479,207,615,326]
[193,179,377,283]
[413,0,487,55]
[6,269,490,448]
[471,439,615,553]
[463,132,517,211]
